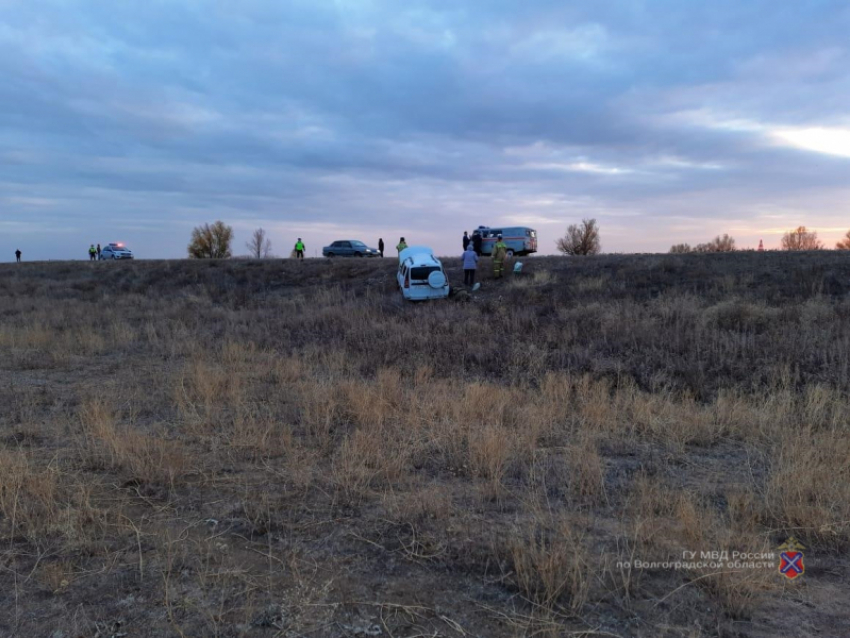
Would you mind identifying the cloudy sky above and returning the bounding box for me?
[2,0,850,260]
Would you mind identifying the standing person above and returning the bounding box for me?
[492,234,508,279]
[15,249,21,263]
[462,244,478,286]
[378,238,384,257]
[396,237,407,257]
[462,231,470,251]
[88,244,97,261]
[472,231,482,256]
[294,238,305,259]
[96,243,102,260]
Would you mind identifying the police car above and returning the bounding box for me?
[100,243,134,260]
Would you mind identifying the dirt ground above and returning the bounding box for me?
[1,252,849,637]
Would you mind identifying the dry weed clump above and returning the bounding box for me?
[0,448,61,541]
[230,402,293,458]
[694,567,776,620]
[507,269,554,288]
[702,298,781,332]
[564,432,608,505]
[504,513,590,614]
[468,424,513,496]
[380,482,454,524]
[627,487,782,620]
[79,396,188,488]
[765,430,850,548]
[623,473,682,555]
[331,425,416,503]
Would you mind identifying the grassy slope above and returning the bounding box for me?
[1,252,849,637]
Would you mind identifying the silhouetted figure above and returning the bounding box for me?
[462,231,470,251]
[472,232,482,256]
[378,238,384,257]
[96,243,102,259]
[15,249,21,263]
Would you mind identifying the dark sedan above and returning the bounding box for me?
[322,240,381,257]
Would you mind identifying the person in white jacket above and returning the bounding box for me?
[462,245,478,286]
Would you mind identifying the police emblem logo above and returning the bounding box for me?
[777,537,805,580]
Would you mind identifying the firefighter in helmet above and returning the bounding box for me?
[492,234,508,278]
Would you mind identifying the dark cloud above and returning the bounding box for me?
[2,0,850,260]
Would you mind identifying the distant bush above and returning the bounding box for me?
[696,234,736,253]
[188,221,234,259]
[670,235,735,253]
[556,218,601,256]
[781,226,823,251]
[836,230,850,250]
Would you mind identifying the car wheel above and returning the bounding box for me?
[354,252,362,257]
[506,249,514,257]
[326,252,334,258]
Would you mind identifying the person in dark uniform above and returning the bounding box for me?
[378,238,384,257]
[15,249,22,263]
[472,231,483,256]
[462,231,470,251]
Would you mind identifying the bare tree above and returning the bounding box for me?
[188,221,234,259]
[694,234,736,253]
[781,226,824,251]
[836,229,850,250]
[556,218,601,256]
[246,228,273,258]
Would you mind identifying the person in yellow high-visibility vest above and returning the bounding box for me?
[294,238,305,259]
[396,237,407,258]
[492,234,508,278]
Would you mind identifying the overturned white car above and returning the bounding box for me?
[397,246,450,301]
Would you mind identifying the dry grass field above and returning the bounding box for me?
[1,252,849,637]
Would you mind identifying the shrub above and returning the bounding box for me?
[556,218,601,255]
[695,234,736,253]
[781,226,823,251]
[188,221,234,258]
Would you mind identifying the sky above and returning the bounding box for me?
[2,0,850,261]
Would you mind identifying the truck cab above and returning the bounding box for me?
[472,226,537,256]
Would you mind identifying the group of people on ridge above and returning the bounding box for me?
[390,232,511,286]
[290,231,510,286]
[461,230,509,283]
[88,244,101,260]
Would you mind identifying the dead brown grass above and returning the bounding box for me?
[1,254,850,637]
